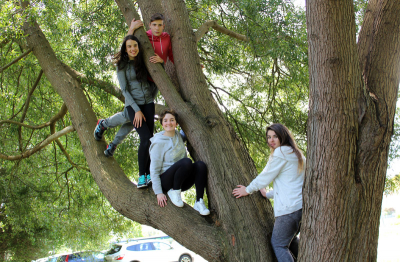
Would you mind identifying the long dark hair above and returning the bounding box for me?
[113,35,149,83]
[266,123,304,172]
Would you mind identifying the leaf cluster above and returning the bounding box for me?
[0,0,142,259]
[187,0,308,169]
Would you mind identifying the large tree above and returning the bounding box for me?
[300,0,400,261]
[1,0,398,261]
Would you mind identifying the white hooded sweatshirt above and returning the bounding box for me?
[149,130,187,195]
[246,146,305,217]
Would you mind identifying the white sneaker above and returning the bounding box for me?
[167,189,184,207]
[194,198,210,215]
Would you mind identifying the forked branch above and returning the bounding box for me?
[0,126,75,160]
[50,123,90,172]
[62,62,125,103]
[0,103,68,129]
[0,48,32,73]
[195,20,248,42]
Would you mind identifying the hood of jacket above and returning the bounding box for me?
[150,130,180,149]
[272,145,302,162]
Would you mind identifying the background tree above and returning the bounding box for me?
[300,0,400,261]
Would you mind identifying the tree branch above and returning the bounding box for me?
[62,62,125,103]
[0,126,75,160]
[50,122,90,172]
[0,103,68,129]
[195,20,248,42]
[62,62,167,114]
[20,69,43,122]
[0,48,32,73]
[0,39,10,49]
[18,69,43,151]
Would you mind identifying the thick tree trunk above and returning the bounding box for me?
[21,0,277,261]
[300,0,400,261]
[117,0,277,260]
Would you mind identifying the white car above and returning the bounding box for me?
[104,240,194,262]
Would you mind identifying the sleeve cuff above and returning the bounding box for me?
[246,187,253,195]
[131,104,141,113]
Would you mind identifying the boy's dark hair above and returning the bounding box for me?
[150,13,164,23]
[159,109,178,124]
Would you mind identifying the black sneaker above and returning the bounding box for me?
[137,175,147,188]
[146,174,152,186]
[104,143,117,157]
[94,119,107,141]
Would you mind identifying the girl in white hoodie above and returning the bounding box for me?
[149,109,210,215]
[232,123,305,262]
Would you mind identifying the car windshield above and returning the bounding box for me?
[105,245,122,255]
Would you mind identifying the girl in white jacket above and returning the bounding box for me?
[232,123,305,262]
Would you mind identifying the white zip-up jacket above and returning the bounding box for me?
[246,146,305,217]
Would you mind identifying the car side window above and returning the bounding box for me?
[153,242,172,250]
[139,243,154,251]
[126,245,138,251]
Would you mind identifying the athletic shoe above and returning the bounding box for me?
[94,119,107,141]
[194,198,210,216]
[104,143,117,157]
[137,175,147,188]
[146,174,152,186]
[167,189,184,207]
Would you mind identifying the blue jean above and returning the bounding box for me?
[271,209,302,262]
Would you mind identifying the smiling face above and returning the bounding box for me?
[149,19,165,36]
[126,39,139,60]
[267,130,281,149]
[162,113,178,132]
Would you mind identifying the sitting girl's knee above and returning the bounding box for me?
[181,158,193,167]
[195,161,207,170]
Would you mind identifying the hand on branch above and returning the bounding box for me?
[259,188,267,198]
[149,54,164,64]
[157,194,168,207]
[232,185,249,198]
[128,18,144,35]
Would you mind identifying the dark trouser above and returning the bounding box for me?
[103,103,154,175]
[271,209,302,262]
[160,158,207,201]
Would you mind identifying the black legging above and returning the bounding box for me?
[127,103,155,175]
[160,158,207,201]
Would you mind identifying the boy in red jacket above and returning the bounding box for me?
[128,13,174,65]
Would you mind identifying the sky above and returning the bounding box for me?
[292,0,305,8]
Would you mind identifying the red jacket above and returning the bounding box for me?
[146,30,174,64]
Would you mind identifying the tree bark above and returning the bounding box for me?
[300,0,400,261]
